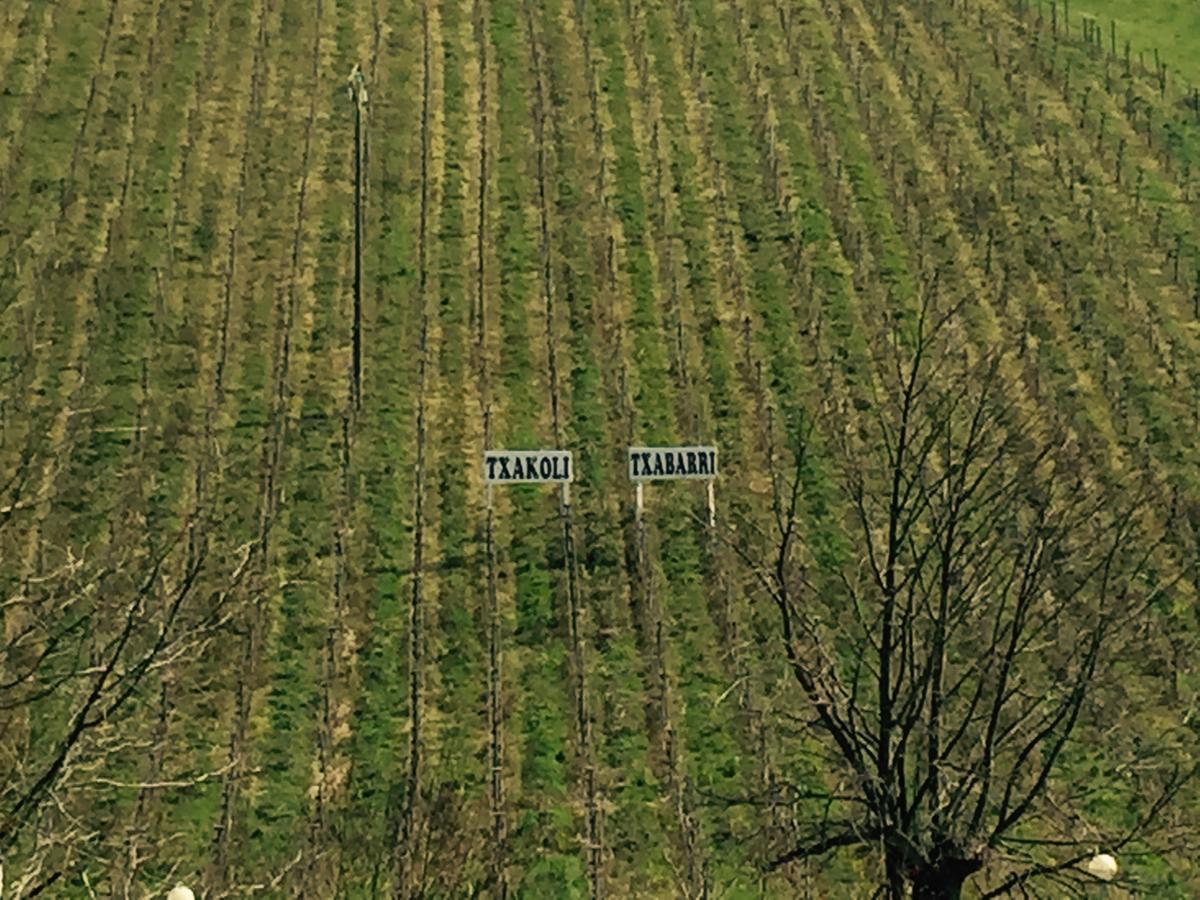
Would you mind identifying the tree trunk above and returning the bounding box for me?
[910,858,982,900]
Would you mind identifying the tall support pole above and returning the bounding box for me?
[706,479,716,529]
[349,65,366,411]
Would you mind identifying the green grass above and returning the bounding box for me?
[1075,0,1200,86]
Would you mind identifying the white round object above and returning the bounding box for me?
[167,887,196,900]
[1086,853,1119,881]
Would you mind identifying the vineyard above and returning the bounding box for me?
[2,0,1200,895]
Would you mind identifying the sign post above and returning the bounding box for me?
[627,445,719,527]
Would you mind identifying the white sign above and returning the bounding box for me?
[485,450,573,484]
[628,446,717,481]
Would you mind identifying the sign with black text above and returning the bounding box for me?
[628,446,717,481]
[485,450,573,484]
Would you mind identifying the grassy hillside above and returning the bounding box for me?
[1075,0,1200,87]
[2,0,1200,896]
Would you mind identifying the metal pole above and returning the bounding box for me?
[349,65,366,411]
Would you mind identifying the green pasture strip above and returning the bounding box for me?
[536,0,626,843]
[795,2,917,313]
[689,0,855,565]
[688,0,831,436]
[241,0,336,875]
[427,0,489,859]
[1071,0,1200,88]
[1,0,118,448]
[0,2,56,194]
[588,3,672,444]
[638,0,801,887]
[585,3,723,891]
[533,1,667,891]
[490,0,581,891]
[339,0,423,885]
[1,0,106,234]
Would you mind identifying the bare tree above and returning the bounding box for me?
[731,301,1193,898]
[0,504,250,896]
